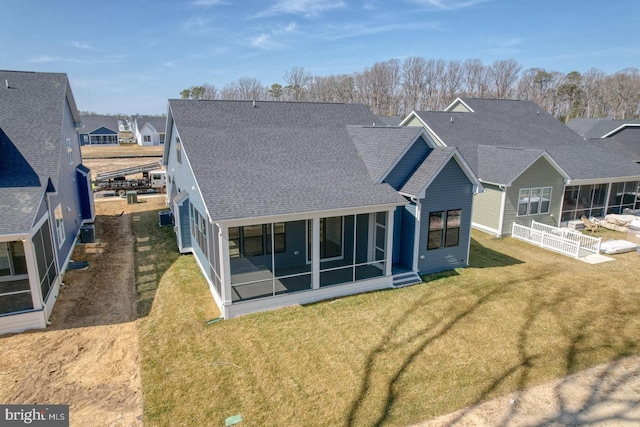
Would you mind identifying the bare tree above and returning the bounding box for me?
[461,58,490,98]
[235,77,266,101]
[354,59,401,116]
[401,56,428,114]
[489,59,522,99]
[423,58,446,110]
[582,68,605,117]
[283,66,312,101]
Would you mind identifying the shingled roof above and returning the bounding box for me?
[167,100,406,221]
[0,70,79,235]
[347,125,423,182]
[135,115,167,133]
[79,114,119,134]
[412,98,640,183]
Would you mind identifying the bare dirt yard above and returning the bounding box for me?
[0,197,146,426]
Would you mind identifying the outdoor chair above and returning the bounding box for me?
[581,216,599,233]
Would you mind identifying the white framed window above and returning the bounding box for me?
[54,204,65,248]
[517,187,552,217]
[143,135,151,142]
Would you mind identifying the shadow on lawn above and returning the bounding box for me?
[468,237,524,268]
[346,253,640,426]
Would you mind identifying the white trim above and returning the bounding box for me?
[472,222,501,237]
[415,149,483,199]
[601,123,640,138]
[220,203,404,228]
[567,176,640,186]
[444,97,475,113]
[412,199,421,272]
[399,112,447,146]
[385,208,394,276]
[312,218,320,290]
[501,152,570,187]
[498,188,506,235]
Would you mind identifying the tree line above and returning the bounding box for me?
[180,58,640,122]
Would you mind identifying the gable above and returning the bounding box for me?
[88,126,117,135]
[384,136,431,190]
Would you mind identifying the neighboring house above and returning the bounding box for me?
[78,114,120,145]
[402,98,640,236]
[162,100,481,319]
[568,118,640,163]
[118,118,131,132]
[377,116,403,126]
[0,70,95,335]
[132,115,166,146]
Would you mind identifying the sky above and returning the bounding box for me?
[1,0,638,115]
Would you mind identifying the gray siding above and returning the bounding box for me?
[504,157,565,234]
[472,184,503,232]
[384,137,431,190]
[49,97,84,270]
[418,159,473,274]
[165,122,210,275]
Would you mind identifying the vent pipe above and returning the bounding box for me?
[5,79,8,89]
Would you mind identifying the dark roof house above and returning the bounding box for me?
[0,70,95,334]
[78,114,119,145]
[402,98,640,236]
[162,100,480,318]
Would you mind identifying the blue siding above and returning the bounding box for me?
[384,137,431,190]
[398,203,416,269]
[89,126,117,135]
[49,98,85,271]
[418,159,473,274]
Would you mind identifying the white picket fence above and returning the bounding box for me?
[511,220,601,258]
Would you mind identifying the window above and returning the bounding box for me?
[66,138,73,165]
[176,137,182,163]
[143,135,151,142]
[54,204,65,248]
[428,209,461,250]
[159,133,165,144]
[190,204,207,257]
[229,223,286,258]
[307,217,343,261]
[517,187,552,217]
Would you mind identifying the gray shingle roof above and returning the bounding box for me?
[476,145,548,185]
[136,115,167,133]
[0,70,72,235]
[79,114,119,134]
[347,126,423,182]
[168,100,405,221]
[567,117,640,139]
[414,98,640,183]
[399,147,456,196]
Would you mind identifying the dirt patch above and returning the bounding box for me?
[415,354,640,426]
[0,199,143,426]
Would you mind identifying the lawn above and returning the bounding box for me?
[134,200,640,426]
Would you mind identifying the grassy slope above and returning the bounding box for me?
[134,200,640,426]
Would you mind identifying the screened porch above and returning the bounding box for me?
[228,212,390,303]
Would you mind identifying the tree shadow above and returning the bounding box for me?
[345,256,640,427]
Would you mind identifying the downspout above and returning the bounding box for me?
[498,185,507,237]
[412,197,421,272]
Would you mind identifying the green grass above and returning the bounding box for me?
[134,199,640,426]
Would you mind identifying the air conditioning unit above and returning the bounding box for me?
[159,211,173,227]
[80,224,95,243]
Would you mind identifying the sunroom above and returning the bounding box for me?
[205,208,396,318]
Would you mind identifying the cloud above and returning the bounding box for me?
[487,36,523,55]
[249,22,298,49]
[181,16,213,34]
[258,0,345,18]
[322,21,441,40]
[70,41,96,50]
[27,55,61,63]
[410,0,492,11]
[27,55,125,65]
